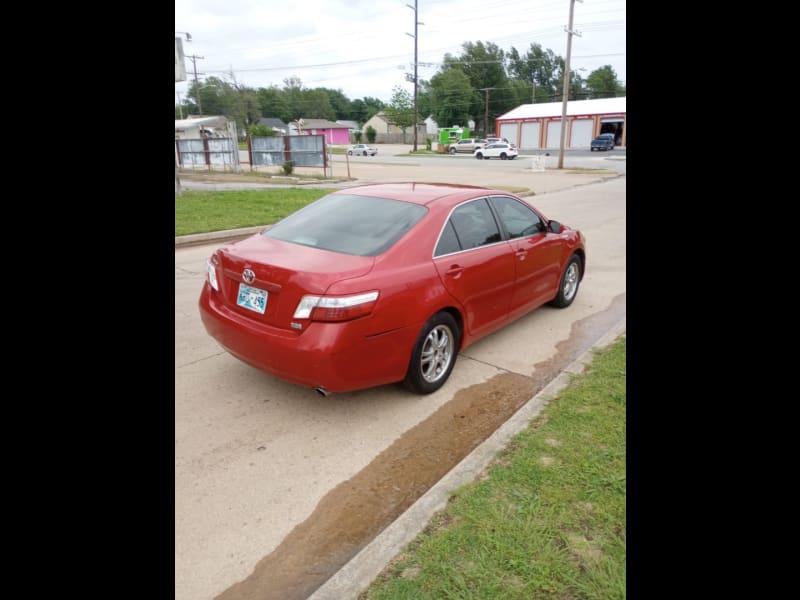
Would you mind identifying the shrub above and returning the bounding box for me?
[354,130,363,143]
[249,123,277,137]
[282,160,294,175]
[365,125,377,143]
[425,136,432,150]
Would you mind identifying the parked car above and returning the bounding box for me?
[590,133,615,151]
[199,183,585,395]
[449,138,488,153]
[485,136,510,145]
[474,142,519,160]
[348,144,378,156]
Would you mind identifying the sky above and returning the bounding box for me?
[175,0,625,104]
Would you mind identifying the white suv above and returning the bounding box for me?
[474,142,518,160]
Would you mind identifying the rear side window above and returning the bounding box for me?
[265,193,427,256]
[435,198,502,256]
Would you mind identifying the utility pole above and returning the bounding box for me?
[406,1,422,152]
[176,91,183,119]
[187,54,205,115]
[480,88,497,137]
[557,0,581,169]
[531,80,536,103]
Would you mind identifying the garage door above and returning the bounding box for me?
[499,123,517,146]
[545,121,561,149]
[519,122,541,149]
[570,119,593,148]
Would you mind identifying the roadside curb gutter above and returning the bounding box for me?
[308,316,626,600]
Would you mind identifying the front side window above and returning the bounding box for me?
[490,196,544,239]
[443,198,502,253]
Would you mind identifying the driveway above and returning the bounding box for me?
[175,167,626,600]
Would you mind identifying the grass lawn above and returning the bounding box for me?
[174,189,332,236]
[363,336,626,600]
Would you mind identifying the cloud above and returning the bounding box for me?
[175,0,625,101]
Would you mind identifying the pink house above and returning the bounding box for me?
[291,118,351,145]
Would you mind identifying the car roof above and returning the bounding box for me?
[334,182,510,208]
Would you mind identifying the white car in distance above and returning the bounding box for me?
[474,142,518,160]
[347,144,378,156]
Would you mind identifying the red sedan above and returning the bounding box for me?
[199,183,586,395]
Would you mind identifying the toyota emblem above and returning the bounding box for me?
[242,268,255,284]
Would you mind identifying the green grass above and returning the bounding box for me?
[174,189,332,236]
[363,336,626,600]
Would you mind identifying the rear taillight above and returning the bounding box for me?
[293,291,379,322]
[206,257,219,291]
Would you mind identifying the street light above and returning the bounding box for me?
[175,31,192,41]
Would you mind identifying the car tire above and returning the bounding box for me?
[500,153,507,160]
[549,254,582,308]
[403,311,460,395]
[449,147,456,154]
[348,151,353,155]
[475,153,483,159]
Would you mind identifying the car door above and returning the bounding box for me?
[489,196,563,318]
[433,198,515,339]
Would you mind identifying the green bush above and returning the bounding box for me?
[282,160,294,175]
[365,125,377,143]
[425,136,433,150]
[354,130,363,143]
[249,123,277,137]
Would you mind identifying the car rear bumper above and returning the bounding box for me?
[199,284,417,393]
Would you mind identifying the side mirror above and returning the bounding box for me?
[548,220,562,234]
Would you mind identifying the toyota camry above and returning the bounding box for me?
[199,183,586,395]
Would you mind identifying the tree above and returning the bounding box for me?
[282,76,305,121]
[319,88,353,120]
[384,86,414,142]
[585,65,625,99]
[187,76,232,116]
[441,42,511,135]
[417,80,433,121]
[222,70,262,132]
[257,86,292,123]
[506,43,562,102]
[426,69,474,132]
[351,97,386,126]
[365,125,377,143]
[302,89,336,120]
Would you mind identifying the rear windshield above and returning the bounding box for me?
[264,193,428,256]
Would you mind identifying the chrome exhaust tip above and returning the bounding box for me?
[314,387,330,397]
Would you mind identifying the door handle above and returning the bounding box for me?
[515,250,528,261]
[445,265,464,278]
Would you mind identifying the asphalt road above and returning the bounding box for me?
[175,170,626,599]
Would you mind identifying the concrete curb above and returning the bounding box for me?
[308,315,626,600]
[175,225,266,248]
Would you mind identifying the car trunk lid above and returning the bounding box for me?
[214,234,375,330]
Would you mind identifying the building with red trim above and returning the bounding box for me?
[495,97,626,150]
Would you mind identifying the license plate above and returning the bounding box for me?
[236,283,268,314]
